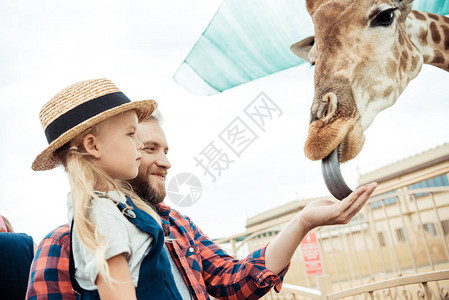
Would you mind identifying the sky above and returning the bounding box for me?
[1,0,448,243]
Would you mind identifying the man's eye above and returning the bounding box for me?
[371,8,396,27]
[143,147,155,152]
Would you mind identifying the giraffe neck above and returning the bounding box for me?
[407,11,449,71]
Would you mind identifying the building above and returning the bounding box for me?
[217,144,449,298]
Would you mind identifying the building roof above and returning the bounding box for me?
[245,144,449,229]
[358,143,449,185]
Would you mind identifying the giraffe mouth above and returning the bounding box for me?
[321,146,353,200]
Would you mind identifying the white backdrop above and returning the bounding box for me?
[1,0,448,242]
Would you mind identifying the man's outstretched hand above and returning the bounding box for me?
[266,182,377,274]
[297,182,377,232]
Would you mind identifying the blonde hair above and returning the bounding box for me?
[54,125,161,286]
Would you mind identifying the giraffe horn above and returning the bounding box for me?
[393,0,414,21]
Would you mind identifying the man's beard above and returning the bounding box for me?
[129,170,166,206]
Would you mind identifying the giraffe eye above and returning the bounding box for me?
[371,8,397,27]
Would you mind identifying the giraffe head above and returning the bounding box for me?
[291,0,423,162]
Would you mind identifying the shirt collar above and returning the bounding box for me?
[156,202,171,217]
[156,202,172,236]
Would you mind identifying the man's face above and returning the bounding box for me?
[128,119,171,205]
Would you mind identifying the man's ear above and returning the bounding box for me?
[82,134,101,159]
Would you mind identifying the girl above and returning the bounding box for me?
[32,78,182,299]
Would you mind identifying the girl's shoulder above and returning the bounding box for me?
[93,191,127,205]
[89,193,127,221]
[91,196,117,209]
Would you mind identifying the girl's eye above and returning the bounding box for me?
[128,132,135,137]
[371,8,396,27]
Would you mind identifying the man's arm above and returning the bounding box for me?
[201,239,287,299]
[181,217,287,300]
[265,183,376,273]
[26,224,76,300]
[187,183,376,299]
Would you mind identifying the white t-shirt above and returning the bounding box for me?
[163,244,193,300]
[67,191,154,290]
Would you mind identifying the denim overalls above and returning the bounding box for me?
[69,197,183,299]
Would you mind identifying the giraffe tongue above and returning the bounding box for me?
[321,147,353,200]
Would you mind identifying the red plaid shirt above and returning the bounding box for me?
[26,203,288,299]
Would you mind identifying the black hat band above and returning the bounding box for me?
[44,92,131,144]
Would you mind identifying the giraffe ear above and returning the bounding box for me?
[306,0,329,15]
[290,36,316,63]
[393,0,414,21]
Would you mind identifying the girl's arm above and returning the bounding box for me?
[265,182,377,274]
[96,254,137,300]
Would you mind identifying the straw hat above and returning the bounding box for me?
[32,78,157,171]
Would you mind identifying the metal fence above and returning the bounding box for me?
[215,186,449,299]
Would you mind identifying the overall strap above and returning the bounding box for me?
[69,219,84,296]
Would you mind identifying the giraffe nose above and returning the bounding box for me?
[317,92,338,121]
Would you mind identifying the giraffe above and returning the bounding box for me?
[290,0,449,164]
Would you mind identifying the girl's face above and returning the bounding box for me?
[92,110,143,181]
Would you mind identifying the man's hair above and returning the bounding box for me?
[147,109,163,124]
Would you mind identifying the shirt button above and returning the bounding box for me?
[189,247,194,253]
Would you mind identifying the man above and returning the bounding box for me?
[26,113,377,299]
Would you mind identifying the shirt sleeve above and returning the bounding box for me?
[73,198,132,288]
[26,225,76,300]
[188,216,289,299]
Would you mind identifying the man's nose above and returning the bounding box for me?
[156,154,171,169]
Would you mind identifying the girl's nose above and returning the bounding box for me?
[136,139,144,150]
